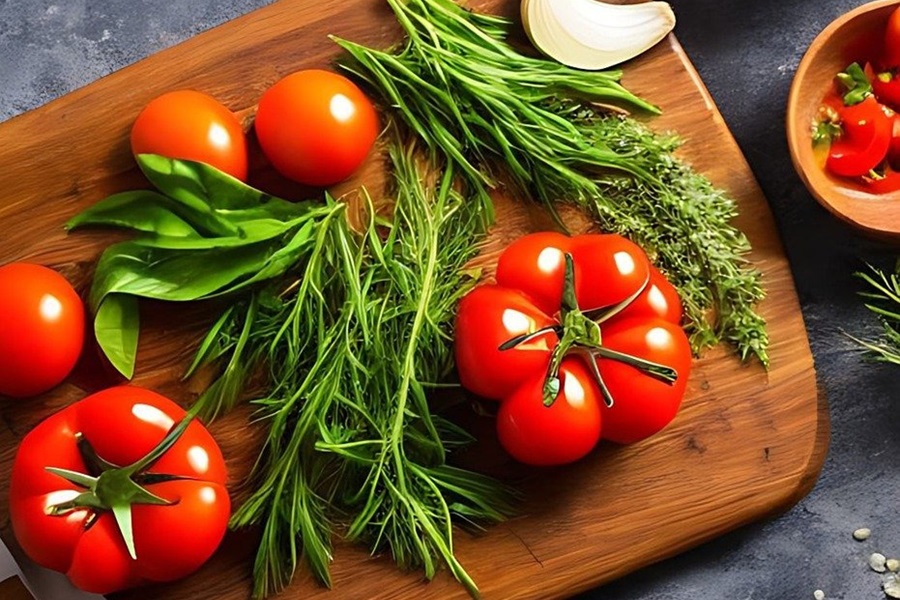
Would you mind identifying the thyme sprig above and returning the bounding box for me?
[854,263,900,365]
[191,142,514,597]
[334,0,768,364]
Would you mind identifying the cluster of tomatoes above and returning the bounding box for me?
[819,7,900,192]
[1,68,379,595]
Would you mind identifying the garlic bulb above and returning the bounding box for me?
[522,0,676,71]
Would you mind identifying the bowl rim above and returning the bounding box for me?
[786,0,900,241]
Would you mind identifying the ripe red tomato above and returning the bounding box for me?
[497,360,602,466]
[826,96,892,177]
[131,90,248,181]
[455,284,558,400]
[871,70,900,111]
[597,318,692,444]
[455,232,692,465]
[615,266,683,323]
[0,263,85,398]
[254,69,379,187]
[883,7,900,69]
[9,386,230,594]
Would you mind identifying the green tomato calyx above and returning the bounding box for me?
[500,253,678,408]
[44,410,197,560]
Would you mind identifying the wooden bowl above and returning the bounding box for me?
[787,0,900,241]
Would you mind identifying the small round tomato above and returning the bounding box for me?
[131,90,248,181]
[455,285,559,400]
[0,263,85,398]
[254,69,379,187]
[616,266,683,324]
[496,359,602,466]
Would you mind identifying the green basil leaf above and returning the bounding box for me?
[66,190,200,237]
[94,294,140,379]
[137,154,281,212]
[131,155,241,237]
[88,240,276,309]
[219,220,319,293]
[130,219,294,250]
[69,186,240,239]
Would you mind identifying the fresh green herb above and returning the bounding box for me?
[334,0,768,365]
[190,143,514,597]
[837,62,873,106]
[813,104,843,145]
[853,263,900,365]
[67,154,339,378]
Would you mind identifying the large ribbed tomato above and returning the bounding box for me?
[455,232,692,465]
[9,386,230,594]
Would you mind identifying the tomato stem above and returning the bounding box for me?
[76,432,120,475]
[497,325,562,351]
[500,252,679,408]
[591,347,678,383]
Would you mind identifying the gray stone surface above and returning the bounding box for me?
[1,1,897,599]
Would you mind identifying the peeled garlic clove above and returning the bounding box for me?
[522,0,676,71]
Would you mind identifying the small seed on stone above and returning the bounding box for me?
[870,552,888,573]
[813,589,825,600]
[853,528,872,541]
[884,574,900,599]
[888,559,900,573]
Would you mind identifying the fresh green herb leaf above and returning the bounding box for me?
[66,190,200,237]
[837,62,872,106]
[853,262,900,365]
[93,294,140,380]
[196,142,515,598]
[69,155,337,378]
[813,119,842,145]
[335,0,768,365]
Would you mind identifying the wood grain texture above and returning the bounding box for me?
[786,0,900,241]
[0,1,827,599]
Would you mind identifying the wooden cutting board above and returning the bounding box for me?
[0,1,828,599]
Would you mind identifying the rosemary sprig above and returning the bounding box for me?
[854,263,900,365]
[334,0,768,365]
[191,142,515,597]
